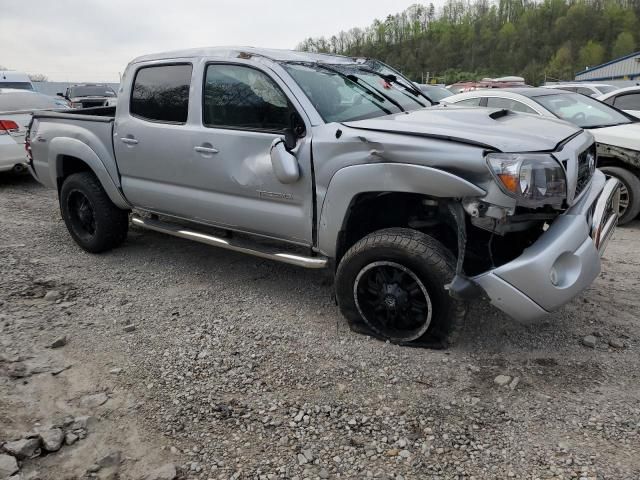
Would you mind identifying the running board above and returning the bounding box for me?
[131,215,328,269]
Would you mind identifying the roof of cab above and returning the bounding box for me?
[130,46,360,65]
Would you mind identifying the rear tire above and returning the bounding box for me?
[335,228,466,348]
[60,172,129,253]
[599,166,640,225]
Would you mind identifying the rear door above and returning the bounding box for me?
[114,62,195,214]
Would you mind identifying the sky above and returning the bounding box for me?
[0,0,433,82]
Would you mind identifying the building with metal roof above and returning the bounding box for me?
[575,51,640,83]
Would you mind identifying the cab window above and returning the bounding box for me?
[130,64,192,123]
[203,64,292,132]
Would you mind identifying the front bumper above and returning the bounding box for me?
[473,170,620,322]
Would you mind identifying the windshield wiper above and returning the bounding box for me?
[312,63,406,113]
[356,67,431,106]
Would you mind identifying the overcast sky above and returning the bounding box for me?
[0,0,434,82]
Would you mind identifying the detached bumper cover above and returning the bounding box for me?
[473,170,620,322]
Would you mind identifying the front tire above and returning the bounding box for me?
[599,166,640,225]
[335,228,466,347]
[60,172,129,253]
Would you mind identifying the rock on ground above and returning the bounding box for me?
[582,335,597,348]
[79,392,109,408]
[494,374,511,386]
[40,428,64,452]
[142,463,177,480]
[0,454,19,477]
[2,437,41,459]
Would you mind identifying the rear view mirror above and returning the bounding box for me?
[270,138,300,184]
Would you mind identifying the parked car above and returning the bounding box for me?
[0,71,34,91]
[543,83,617,97]
[58,84,118,109]
[442,87,640,224]
[416,84,453,102]
[597,86,640,118]
[0,88,69,173]
[27,47,620,347]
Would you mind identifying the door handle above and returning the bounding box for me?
[194,146,219,154]
[121,137,138,145]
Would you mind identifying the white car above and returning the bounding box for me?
[0,71,34,91]
[543,83,618,97]
[0,88,69,173]
[597,86,640,118]
[442,87,640,224]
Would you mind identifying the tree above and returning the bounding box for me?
[296,1,639,85]
[547,44,574,80]
[29,73,48,82]
[612,31,636,58]
[578,40,605,70]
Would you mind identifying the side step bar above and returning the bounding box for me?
[131,214,328,269]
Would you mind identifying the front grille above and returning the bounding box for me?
[576,144,596,198]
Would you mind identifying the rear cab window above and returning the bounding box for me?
[130,64,192,123]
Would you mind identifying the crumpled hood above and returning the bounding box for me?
[589,122,640,152]
[342,105,582,153]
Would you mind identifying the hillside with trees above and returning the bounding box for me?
[297,0,640,85]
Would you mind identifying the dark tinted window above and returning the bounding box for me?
[575,87,595,96]
[614,93,640,110]
[131,64,192,123]
[203,64,291,131]
[0,82,34,91]
[486,96,537,114]
[454,97,482,107]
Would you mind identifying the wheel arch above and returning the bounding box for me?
[317,163,485,260]
[49,137,130,209]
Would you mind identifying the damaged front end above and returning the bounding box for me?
[451,135,621,322]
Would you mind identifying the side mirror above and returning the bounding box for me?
[56,92,64,97]
[270,138,300,184]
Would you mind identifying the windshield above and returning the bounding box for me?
[282,62,427,122]
[595,85,618,95]
[0,82,34,91]
[534,92,633,128]
[420,86,453,101]
[69,86,116,98]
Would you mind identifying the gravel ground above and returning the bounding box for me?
[1,173,639,480]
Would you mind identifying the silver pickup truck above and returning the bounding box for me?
[27,47,620,347]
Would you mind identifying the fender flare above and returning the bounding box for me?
[317,163,485,258]
[48,137,130,209]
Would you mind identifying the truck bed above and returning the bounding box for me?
[29,106,120,196]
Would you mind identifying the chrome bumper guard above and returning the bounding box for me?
[590,177,621,255]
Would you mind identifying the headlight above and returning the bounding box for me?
[486,152,566,206]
